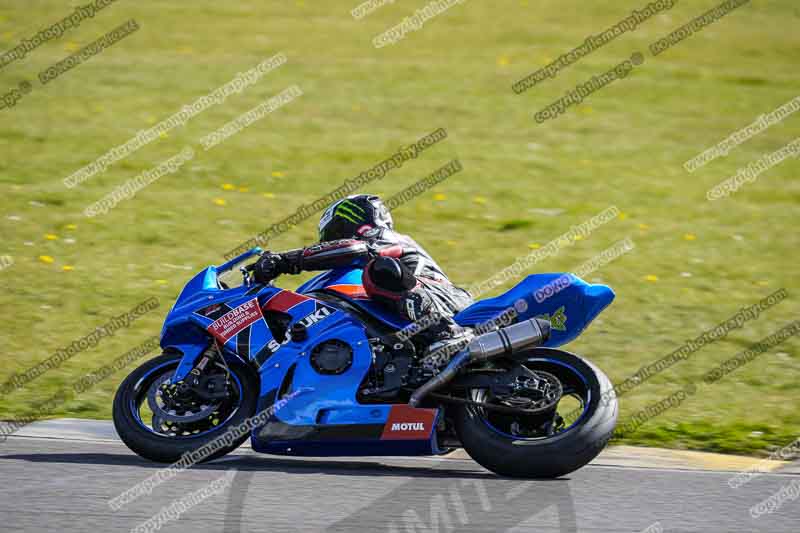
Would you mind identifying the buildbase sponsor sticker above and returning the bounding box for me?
[380,405,437,440]
[207,298,263,342]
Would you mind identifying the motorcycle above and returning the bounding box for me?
[113,247,618,478]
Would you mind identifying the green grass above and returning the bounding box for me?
[1,0,798,456]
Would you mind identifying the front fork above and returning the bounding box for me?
[169,343,209,383]
[169,341,247,383]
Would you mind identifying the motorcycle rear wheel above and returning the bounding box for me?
[454,348,617,478]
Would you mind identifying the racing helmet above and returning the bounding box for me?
[318,194,393,241]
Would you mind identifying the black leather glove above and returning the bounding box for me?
[253,252,286,284]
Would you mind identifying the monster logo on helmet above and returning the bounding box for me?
[318,194,393,241]
[334,199,367,224]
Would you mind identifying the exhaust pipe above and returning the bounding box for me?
[409,318,551,407]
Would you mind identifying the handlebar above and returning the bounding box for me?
[216,247,263,275]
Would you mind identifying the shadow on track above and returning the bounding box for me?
[0,451,497,479]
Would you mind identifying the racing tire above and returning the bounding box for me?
[113,352,258,463]
[454,348,617,478]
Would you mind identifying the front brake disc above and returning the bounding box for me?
[146,373,219,424]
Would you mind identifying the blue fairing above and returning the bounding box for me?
[159,255,441,456]
[161,248,265,379]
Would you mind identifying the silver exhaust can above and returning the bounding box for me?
[468,318,551,361]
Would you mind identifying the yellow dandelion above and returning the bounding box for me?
[638,223,650,230]
[65,224,77,230]
[45,234,58,240]
[145,116,157,125]
[645,274,659,282]
[540,56,553,65]
[159,131,169,139]
[238,187,249,193]
[433,193,446,201]
[573,235,584,241]
[39,255,55,264]
[578,106,594,115]
[579,159,591,166]
[757,280,769,286]
[618,212,628,221]
[271,171,285,178]
[62,265,74,272]
[262,192,275,199]
[213,198,227,206]
[221,183,236,191]
[446,240,457,246]
[528,243,541,249]
[155,279,168,285]
[64,41,80,52]
[472,196,487,204]
[684,233,696,241]
[497,56,510,66]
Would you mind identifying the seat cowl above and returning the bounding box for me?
[454,273,614,348]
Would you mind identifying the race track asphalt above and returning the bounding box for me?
[1,432,798,532]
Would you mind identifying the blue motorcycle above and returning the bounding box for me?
[113,248,618,477]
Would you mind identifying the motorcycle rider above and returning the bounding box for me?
[253,194,473,349]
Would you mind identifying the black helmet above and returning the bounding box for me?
[318,194,393,241]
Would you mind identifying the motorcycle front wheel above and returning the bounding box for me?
[113,351,258,463]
